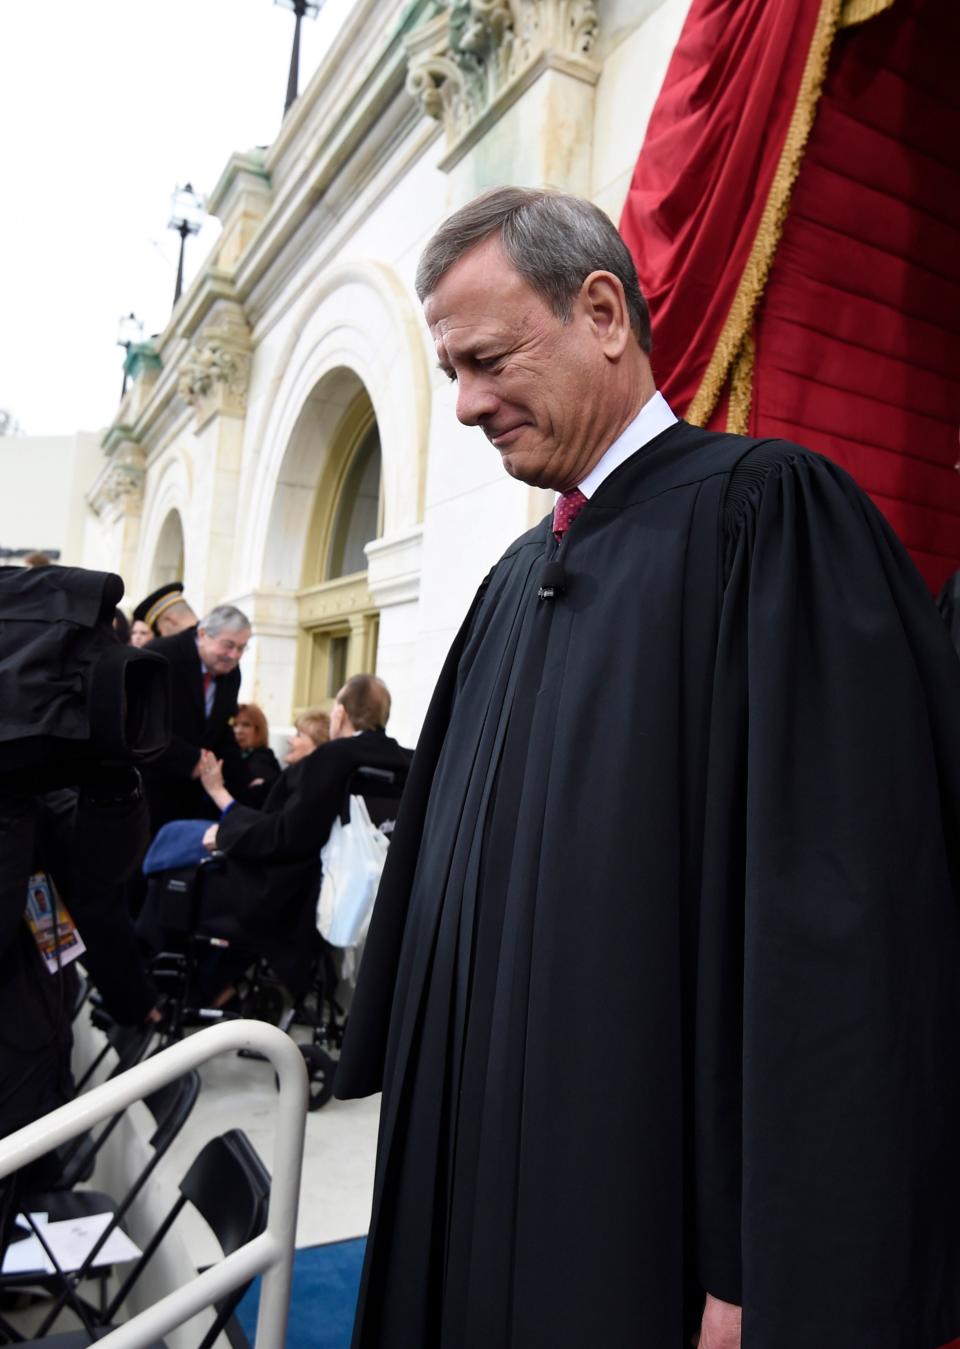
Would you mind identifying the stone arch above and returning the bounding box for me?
[243,260,430,594]
[136,451,192,601]
[151,510,185,590]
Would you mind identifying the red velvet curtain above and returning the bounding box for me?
[747,0,960,593]
[619,0,828,418]
[619,0,960,593]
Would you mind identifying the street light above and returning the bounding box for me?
[116,311,144,399]
[167,182,205,308]
[275,0,323,118]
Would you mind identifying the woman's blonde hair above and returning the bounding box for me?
[295,708,331,748]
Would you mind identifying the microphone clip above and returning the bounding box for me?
[538,560,566,601]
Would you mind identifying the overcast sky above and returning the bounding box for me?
[1,0,354,435]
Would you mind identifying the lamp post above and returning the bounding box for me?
[116,312,144,399]
[275,0,323,117]
[167,183,205,308]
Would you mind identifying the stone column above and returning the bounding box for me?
[366,526,425,748]
[225,586,300,749]
[176,301,253,612]
[86,434,147,589]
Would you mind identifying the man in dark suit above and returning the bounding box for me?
[140,603,251,832]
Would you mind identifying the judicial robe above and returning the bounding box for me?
[335,422,960,1349]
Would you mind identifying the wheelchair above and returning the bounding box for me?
[144,763,408,1110]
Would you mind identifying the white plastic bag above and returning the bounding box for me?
[317,794,389,948]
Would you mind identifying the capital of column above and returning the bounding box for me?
[404,0,599,151]
[177,300,253,430]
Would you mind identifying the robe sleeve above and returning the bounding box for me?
[696,444,960,1340]
[335,573,493,1099]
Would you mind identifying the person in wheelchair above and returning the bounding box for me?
[139,674,412,1004]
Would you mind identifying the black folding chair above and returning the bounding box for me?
[9,1128,268,1349]
[2,1071,201,1341]
[72,1011,157,1098]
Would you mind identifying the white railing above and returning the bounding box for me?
[0,1020,309,1349]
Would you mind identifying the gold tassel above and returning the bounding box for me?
[686,0,843,427]
[840,0,895,28]
[725,332,756,435]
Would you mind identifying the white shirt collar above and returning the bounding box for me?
[573,391,678,500]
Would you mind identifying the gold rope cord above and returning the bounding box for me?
[840,0,895,28]
[725,330,756,434]
[686,0,843,427]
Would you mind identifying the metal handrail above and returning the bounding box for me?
[0,1020,309,1349]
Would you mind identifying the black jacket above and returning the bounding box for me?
[139,626,243,828]
[237,745,282,810]
[0,778,155,1139]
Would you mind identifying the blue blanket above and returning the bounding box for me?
[142,819,211,875]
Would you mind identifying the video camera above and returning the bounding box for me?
[0,568,172,1178]
[0,566,170,789]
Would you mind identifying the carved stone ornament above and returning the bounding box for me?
[177,325,251,424]
[404,0,599,143]
[88,457,146,518]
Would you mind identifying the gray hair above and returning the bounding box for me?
[337,673,391,731]
[415,186,651,353]
[199,603,251,637]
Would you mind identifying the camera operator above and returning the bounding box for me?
[0,564,170,1219]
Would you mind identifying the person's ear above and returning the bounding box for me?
[579,271,631,359]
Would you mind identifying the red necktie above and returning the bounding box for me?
[552,487,587,542]
[202,671,213,701]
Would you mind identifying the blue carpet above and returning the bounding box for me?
[235,1236,365,1348]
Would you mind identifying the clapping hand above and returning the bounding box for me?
[198,749,224,796]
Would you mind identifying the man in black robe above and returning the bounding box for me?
[334,188,960,1348]
[139,604,250,832]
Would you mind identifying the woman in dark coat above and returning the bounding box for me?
[231,703,281,808]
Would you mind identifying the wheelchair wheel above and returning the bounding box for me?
[301,1043,336,1111]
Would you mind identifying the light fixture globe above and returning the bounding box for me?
[168,182,205,235]
[273,0,322,14]
[116,312,143,350]
[167,182,206,307]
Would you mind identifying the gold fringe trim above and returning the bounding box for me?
[725,331,756,434]
[686,0,843,428]
[840,0,895,28]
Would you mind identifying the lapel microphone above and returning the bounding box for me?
[538,560,567,600]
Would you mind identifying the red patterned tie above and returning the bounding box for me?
[552,487,587,542]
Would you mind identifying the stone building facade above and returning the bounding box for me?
[89,0,692,747]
